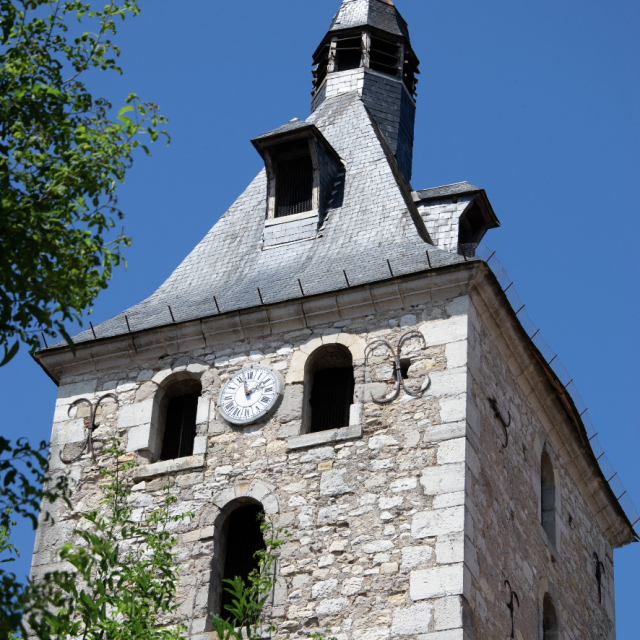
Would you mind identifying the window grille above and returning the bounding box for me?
[220,505,265,623]
[370,36,400,77]
[310,367,355,433]
[160,392,198,461]
[276,154,313,218]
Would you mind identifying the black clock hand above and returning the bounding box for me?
[249,380,268,394]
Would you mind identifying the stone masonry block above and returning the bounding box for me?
[196,397,210,425]
[300,337,323,355]
[426,369,467,398]
[421,464,465,495]
[51,419,86,446]
[131,455,205,481]
[435,532,464,565]
[415,630,464,640]
[349,402,364,425]
[439,395,467,424]
[279,384,304,423]
[434,596,463,632]
[424,421,466,444]
[410,564,464,601]
[126,424,156,453]
[420,316,468,347]
[412,506,464,539]
[192,436,207,455]
[445,341,467,369]
[438,439,466,465]
[117,399,155,429]
[56,380,97,406]
[392,601,433,636]
[320,469,353,496]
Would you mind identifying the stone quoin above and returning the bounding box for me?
[31,1,636,639]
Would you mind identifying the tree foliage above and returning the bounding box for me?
[0,438,69,639]
[21,441,192,640]
[0,0,169,365]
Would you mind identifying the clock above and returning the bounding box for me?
[217,366,281,425]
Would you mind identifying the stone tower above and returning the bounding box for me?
[32,1,637,639]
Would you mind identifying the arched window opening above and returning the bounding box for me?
[307,344,355,434]
[274,138,314,218]
[159,379,201,461]
[543,593,558,640]
[541,452,556,546]
[219,504,266,623]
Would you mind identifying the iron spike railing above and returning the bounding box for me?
[462,243,639,535]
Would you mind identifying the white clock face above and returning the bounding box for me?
[217,366,280,425]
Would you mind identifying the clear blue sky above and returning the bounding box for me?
[2,0,638,634]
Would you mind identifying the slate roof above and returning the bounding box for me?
[413,182,482,201]
[253,118,309,140]
[46,90,470,349]
[329,0,410,41]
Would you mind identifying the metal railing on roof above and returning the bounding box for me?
[461,243,639,534]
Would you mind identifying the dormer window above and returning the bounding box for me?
[252,122,343,247]
[274,139,314,218]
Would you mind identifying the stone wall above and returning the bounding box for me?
[416,197,475,254]
[464,291,616,640]
[32,266,626,640]
[33,288,475,640]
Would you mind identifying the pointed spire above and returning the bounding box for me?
[330,0,410,41]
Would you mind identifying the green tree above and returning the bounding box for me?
[0,438,69,639]
[0,0,169,365]
[21,441,192,640]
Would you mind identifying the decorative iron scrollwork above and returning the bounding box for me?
[488,397,511,448]
[504,580,520,639]
[59,394,118,464]
[365,330,431,404]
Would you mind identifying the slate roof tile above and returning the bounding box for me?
[49,90,468,348]
[329,0,410,41]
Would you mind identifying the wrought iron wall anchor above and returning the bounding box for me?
[365,330,431,404]
[593,552,605,603]
[504,580,520,639]
[488,397,511,448]
[59,394,118,465]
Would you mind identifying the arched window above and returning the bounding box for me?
[159,379,201,461]
[306,344,355,433]
[543,593,558,640]
[218,504,266,623]
[541,452,556,546]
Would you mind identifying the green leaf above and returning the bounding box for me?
[0,342,19,367]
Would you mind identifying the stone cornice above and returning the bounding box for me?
[34,262,474,383]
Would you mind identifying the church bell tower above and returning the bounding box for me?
[312,0,419,182]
